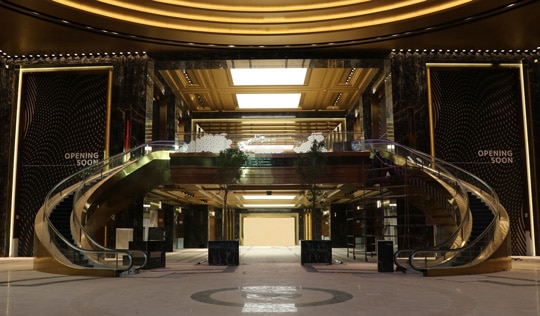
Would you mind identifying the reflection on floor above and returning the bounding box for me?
[0,247,539,315]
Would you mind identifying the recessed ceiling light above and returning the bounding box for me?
[237,93,301,109]
[243,195,296,200]
[242,204,296,208]
[231,68,307,86]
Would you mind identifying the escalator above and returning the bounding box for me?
[48,193,91,267]
[364,140,511,276]
[34,141,177,276]
[450,192,494,267]
[33,139,511,277]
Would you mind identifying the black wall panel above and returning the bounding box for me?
[15,70,109,256]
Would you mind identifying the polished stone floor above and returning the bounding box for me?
[0,247,539,315]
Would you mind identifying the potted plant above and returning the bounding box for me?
[215,147,248,240]
[294,139,328,240]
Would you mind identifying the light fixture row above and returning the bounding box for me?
[242,204,296,208]
[3,48,540,62]
[392,48,540,54]
[0,51,147,60]
[241,195,298,208]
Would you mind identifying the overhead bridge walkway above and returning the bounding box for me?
[33,140,511,276]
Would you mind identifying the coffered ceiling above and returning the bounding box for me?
[160,64,378,113]
[158,59,382,135]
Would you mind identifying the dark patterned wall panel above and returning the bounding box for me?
[15,70,109,256]
[430,67,529,255]
[0,59,16,255]
[390,53,430,151]
[0,54,149,257]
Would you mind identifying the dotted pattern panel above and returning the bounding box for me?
[431,68,529,255]
[15,71,108,256]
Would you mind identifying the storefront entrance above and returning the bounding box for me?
[241,214,298,246]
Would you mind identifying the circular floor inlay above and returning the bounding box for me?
[191,286,353,310]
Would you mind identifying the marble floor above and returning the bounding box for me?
[0,247,539,315]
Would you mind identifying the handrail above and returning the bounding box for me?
[409,183,501,271]
[41,141,182,273]
[407,159,502,271]
[394,171,472,270]
[72,143,182,270]
[40,135,502,274]
[363,155,469,267]
[366,139,469,215]
[71,201,147,271]
[363,139,501,272]
[46,213,136,270]
[363,140,470,268]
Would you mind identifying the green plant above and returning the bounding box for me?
[294,140,329,227]
[216,147,248,239]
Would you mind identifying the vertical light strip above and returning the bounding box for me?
[105,69,113,159]
[9,68,25,257]
[426,66,436,160]
[518,62,536,255]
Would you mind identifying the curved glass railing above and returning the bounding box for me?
[363,139,501,272]
[40,133,502,274]
[362,140,472,270]
[408,172,502,271]
[41,141,182,273]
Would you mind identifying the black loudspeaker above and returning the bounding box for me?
[208,240,239,266]
[377,240,394,272]
[301,240,332,265]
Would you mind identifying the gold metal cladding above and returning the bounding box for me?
[190,118,347,136]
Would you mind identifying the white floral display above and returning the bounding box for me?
[175,133,327,154]
[293,133,328,153]
[178,133,232,153]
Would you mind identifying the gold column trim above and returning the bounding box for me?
[426,66,435,158]
[105,69,113,159]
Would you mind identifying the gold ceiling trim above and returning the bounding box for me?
[192,118,347,135]
[112,0,426,23]
[154,0,371,12]
[192,118,347,123]
[54,0,472,36]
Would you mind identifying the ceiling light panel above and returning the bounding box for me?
[236,93,301,109]
[243,195,296,200]
[242,204,297,208]
[231,68,307,86]
[243,194,296,200]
